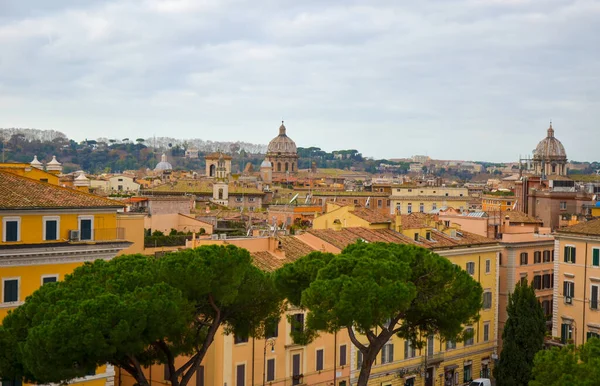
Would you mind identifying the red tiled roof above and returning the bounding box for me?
[308,228,421,250]
[0,171,124,210]
[504,211,542,224]
[251,236,315,271]
[557,218,600,236]
[351,207,392,224]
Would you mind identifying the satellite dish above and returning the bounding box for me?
[365,196,371,208]
[289,193,299,204]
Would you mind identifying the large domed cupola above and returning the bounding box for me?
[532,122,568,177]
[266,121,298,176]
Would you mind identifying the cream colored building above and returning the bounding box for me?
[390,186,469,215]
[552,218,600,345]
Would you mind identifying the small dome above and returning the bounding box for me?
[47,155,61,166]
[267,121,297,155]
[30,155,43,169]
[533,123,567,160]
[155,153,173,171]
[261,159,272,168]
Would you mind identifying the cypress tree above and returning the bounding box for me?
[494,281,546,385]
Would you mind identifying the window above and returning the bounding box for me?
[483,292,492,309]
[432,203,437,210]
[485,259,491,273]
[42,275,58,285]
[79,216,93,241]
[419,203,424,213]
[236,364,245,386]
[446,340,456,350]
[564,246,576,264]
[404,340,416,359]
[339,345,347,366]
[381,343,393,364]
[463,364,472,383]
[499,252,503,266]
[196,366,204,386]
[414,233,419,241]
[292,313,304,333]
[248,197,255,202]
[592,285,599,310]
[426,335,434,357]
[533,275,542,290]
[234,334,248,344]
[2,378,23,386]
[464,328,474,346]
[561,323,572,344]
[593,248,600,267]
[266,359,275,382]
[3,217,20,242]
[520,275,528,286]
[266,318,279,339]
[316,349,324,371]
[407,203,412,214]
[587,331,600,341]
[483,323,490,342]
[520,252,528,265]
[292,354,301,386]
[542,300,552,316]
[560,201,567,210]
[466,262,475,275]
[444,220,450,227]
[377,199,383,208]
[395,205,401,214]
[534,251,542,264]
[236,197,243,202]
[543,250,551,262]
[356,351,363,370]
[425,231,431,241]
[164,364,171,381]
[2,279,19,303]
[542,273,553,289]
[564,281,575,300]
[43,216,60,241]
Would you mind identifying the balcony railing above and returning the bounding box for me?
[424,351,444,365]
[74,228,126,242]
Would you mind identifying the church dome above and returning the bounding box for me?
[267,122,297,155]
[155,153,173,171]
[260,159,272,168]
[533,123,566,160]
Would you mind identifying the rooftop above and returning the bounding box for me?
[557,218,600,237]
[0,171,124,210]
[148,179,264,195]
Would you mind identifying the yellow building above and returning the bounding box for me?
[552,218,600,346]
[0,162,60,185]
[481,194,516,213]
[0,171,133,386]
[313,203,392,230]
[390,186,469,215]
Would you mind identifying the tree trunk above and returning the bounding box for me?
[357,355,375,386]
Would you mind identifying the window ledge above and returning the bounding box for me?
[0,301,24,309]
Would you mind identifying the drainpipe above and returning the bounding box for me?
[333,331,337,386]
[582,242,589,345]
[252,338,255,386]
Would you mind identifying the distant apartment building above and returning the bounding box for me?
[390,186,469,215]
[552,218,600,345]
[482,193,516,213]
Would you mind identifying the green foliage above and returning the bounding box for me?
[0,246,282,386]
[494,281,546,386]
[274,242,482,386]
[530,338,600,386]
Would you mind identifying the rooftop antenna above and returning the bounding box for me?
[289,193,299,205]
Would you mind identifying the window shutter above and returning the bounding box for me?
[339,345,347,366]
[404,341,408,359]
[6,221,18,242]
[572,247,576,264]
[267,360,275,382]
[592,286,598,309]
[46,220,57,240]
[570,282,575,298]
[563,281,568,296]
[236,364,245,386]
[316,349,324,371]
[388,344,394,362]
[594,249,600,267]
[381,345,387,363]
[564,246,569,262]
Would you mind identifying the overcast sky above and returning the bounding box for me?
[1,0,598,162]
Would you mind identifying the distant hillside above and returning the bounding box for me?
[0,128,67,142]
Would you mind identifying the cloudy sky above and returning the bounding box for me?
[1,0,598,162]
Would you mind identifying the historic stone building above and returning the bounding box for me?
[205,152,232,178]
[265,121,298,176]
[532,122,568,177]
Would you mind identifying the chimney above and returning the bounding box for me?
[332,219,342,231]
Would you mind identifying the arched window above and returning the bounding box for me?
[277,162,282,172]
[209,164,216,177]
[552,164,556,173]
[218,188,223,200]
[285,162,289,172]
[291,163,295,171]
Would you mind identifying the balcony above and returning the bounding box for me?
[424,351,444,365]
[70,228,126,242]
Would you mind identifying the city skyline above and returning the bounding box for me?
[1,0,599,162]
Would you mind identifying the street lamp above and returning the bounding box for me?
[262,338,276,386]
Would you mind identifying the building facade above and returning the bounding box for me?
[265,122,298,177]
[390,187,469,215]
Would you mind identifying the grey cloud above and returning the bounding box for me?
[0,0,598,161]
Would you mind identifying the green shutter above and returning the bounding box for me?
[572,247,576,264]
[593,249,600,267]
[564,246,569,262]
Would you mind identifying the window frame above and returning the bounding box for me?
[591,284,599,310]
[266,358,276,382]
[564,280,575,300]
[564,245,576,264]
[482,291,492,309]
[520,252,528,265]
[466,262,475,275]
[315,348,324,371]
[41,274,59,285]
[2,277,20,304]
[381,343,394,364]
[534,251,542,264]
[543,250,551,262]
[78,215,95,241]
[593,248,600,267]
[42,216,61,241]
[2,216,21,242]
[464,327,474,346]
[483,322,490,342]
[485,259,491,274]
[339,344,347,367]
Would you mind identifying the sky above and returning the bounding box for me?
[1,0,599,162]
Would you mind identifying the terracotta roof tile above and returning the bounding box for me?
[0,171,124,210]
[557,218,600,236]
[251,251,295,272]
[148,179,264,195]
[505,211,542,224]
[308,228,421,250]
[351,207,392,224]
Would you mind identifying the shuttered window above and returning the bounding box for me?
[534,251,542,264]
[591,286,598,310]
[339,345,347,366]
[3,279,18,303]
[520,252,528,265]
[593,249,600,267]
[564,246,576,264]
[266,359,275,382]
[236,364,245,386]
[381,343,393,364]
[45,220,58,241]
[316,349,324,371]
[4,220,18,242]
[482,292,492,309]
